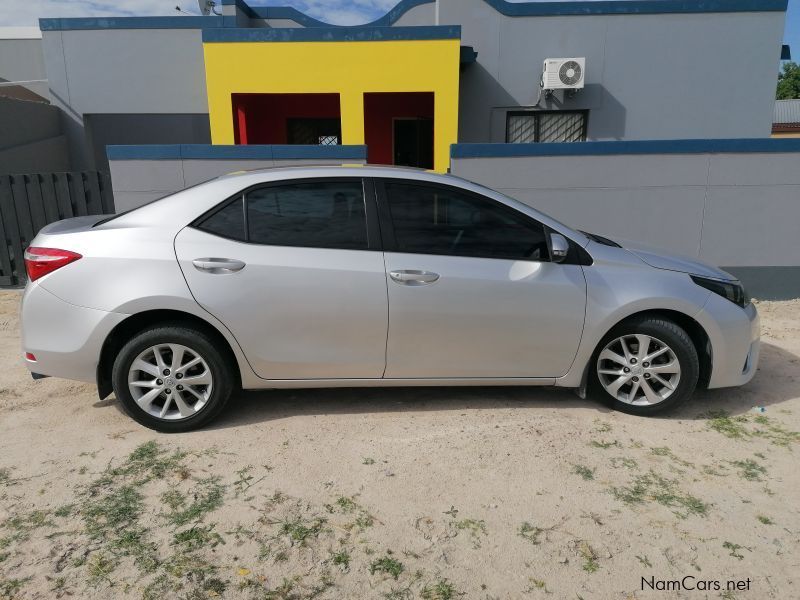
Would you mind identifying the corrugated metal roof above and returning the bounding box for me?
[774,100,800,125]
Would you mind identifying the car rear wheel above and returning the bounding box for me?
[112,324,234,432]
[589,317,699,416]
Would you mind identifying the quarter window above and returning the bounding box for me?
[383,182,550,261]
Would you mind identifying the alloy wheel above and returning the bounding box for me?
[127,343,213,420]
[596,334,681,406]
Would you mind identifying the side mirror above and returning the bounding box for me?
[550,233,569,263]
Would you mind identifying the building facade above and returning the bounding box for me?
[27,0,789,173]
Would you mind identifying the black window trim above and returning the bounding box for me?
[375,177,559,263]
[190,176,383,252]
[505,109,589,144]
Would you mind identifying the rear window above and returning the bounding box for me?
[194,179,368,250]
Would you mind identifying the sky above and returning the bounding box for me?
[1,0,799,61]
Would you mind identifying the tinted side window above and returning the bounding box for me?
[384,182,550,261]
[196,197,245,241]
[247,181,368,250]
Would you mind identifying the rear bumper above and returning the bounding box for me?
[696,297,760,389]
[21,282,126,383]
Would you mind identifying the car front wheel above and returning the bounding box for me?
[590,317,699,416]
[112,324,234,432]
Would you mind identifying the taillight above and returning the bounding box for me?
[24,247,82,282]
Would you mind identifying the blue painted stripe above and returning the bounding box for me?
[451,139,800,159]
[480,0,787,16]
[107,144,368,161]
[202,25,460,43]
[250,0,435,27]
[39,16,224,31]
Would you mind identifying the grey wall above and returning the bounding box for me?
[0,97,69,173]
[41,28,209,170]
[0,37,48,101]
[442,0,786,143]
[109,156,368,213]
[451,151,800,299]
[85,114,211,174]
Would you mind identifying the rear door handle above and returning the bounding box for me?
[192,258,246,274]
[389,270,440,286]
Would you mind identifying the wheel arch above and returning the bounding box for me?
[96,309,243,399]
[587,308,712,391]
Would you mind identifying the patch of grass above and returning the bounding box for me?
[233,465,266,498]
[87,552,118,586]
[729,459,767,482]
[705,411,750,439]
[611,470,709,518]
[0,468,13,486]
[112,526,160,572]
[705,412,800,447]
[162,477,225,527]
[173,524,224,553]
[593,420,613,433]
[54,504,74,518]
[523,578,549,594]
[610,457,638,470]
[279,517,326,545]
[756,515,774,525]
[83,485,143,538]
[362,457,376,465]
[5,509,53,534]
[454,519,488,548]
[370,555,405,580]
[421,579,460,599]
[573,464,595,480]
[335,496,358,513]
[0,577,30,598]
[636,555,652,568]
[578,541,599,573]
[589,440,621,450]
[519,522,544,545]
[723,541,750,560]
[95,441,188,487]
[331,549,350,569]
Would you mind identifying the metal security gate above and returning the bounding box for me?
[0,172,114,286]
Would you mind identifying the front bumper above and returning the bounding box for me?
[696,295,760,389]
[21,282,127,383]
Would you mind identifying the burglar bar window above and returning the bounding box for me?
[506,110,588,143]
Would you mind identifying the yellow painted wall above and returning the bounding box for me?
[772,132,800,138]
[203,39,460,172]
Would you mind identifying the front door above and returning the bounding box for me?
[393,118,434,169]
[378,180,587,379]
[174,178,387,380]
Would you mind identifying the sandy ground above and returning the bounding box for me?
[0,290,798,600]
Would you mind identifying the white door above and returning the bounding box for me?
[175,179,388,380]
[378,180,587,379]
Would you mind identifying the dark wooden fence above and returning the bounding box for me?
[0,172,114,286]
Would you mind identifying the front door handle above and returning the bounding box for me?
[192,258,246,274]
[389,270,440,286]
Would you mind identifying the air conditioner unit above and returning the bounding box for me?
[542,58,586,91]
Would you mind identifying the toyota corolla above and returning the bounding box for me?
[20,166,759,432]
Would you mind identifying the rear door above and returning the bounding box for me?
[377,179,587,379]
[175,178,388,380]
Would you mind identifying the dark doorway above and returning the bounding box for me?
[364,92,434,168]
[393,118,434,169]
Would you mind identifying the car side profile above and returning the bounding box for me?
[20,166,759,432]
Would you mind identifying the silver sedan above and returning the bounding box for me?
[20,166,759,432]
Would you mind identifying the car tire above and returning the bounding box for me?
[112,324,235,433]
[589,317,699,416]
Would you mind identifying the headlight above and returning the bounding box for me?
[691,276,749,308]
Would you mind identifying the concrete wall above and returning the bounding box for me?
[41,28,209,170]
[0,97,70,173]
[108,145,368,213]
[451,143,800,299]
[442,0,786,144]
[0,32,48,102]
